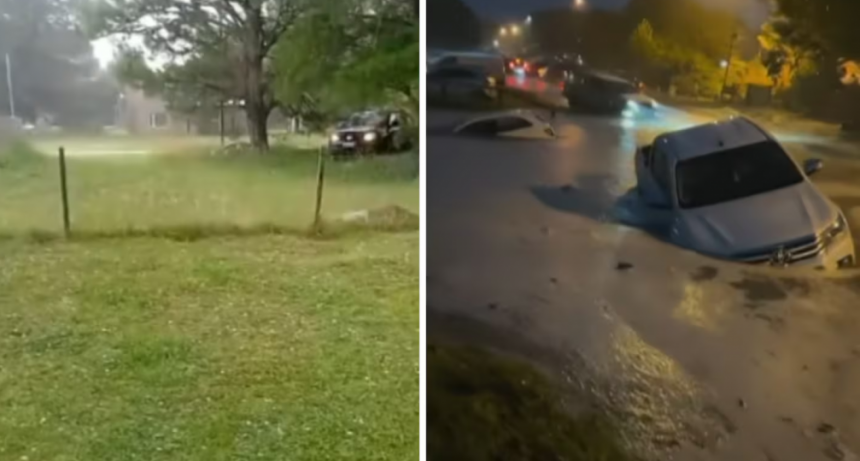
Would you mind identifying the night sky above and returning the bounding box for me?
[461,0,769,23]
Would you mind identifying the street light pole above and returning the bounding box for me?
[4,53,15,119]
[719,27,738,101]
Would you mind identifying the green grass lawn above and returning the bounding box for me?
[0,232,419,460]
[0,139,417,235]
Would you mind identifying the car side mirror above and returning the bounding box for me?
[804,158,824,176]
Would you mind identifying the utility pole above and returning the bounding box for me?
[719,27,739,102]
[5,53,15,119]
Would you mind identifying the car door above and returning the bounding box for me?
[387,112,405,149]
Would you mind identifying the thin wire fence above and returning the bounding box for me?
[0,135,418,239]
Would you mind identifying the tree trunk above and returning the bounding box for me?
[244,6,269,152]
[246,102,271,151]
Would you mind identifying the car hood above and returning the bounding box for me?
[678,181,838,257]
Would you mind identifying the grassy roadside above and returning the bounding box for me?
[0,232,419,460]
[428,343,635,461]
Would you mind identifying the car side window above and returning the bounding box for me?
[651,145,671,191]
[495,117,532,133]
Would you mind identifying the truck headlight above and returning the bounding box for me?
[330,134,339,142]
[363,132,377,142]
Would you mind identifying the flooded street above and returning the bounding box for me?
[427,107,860,461]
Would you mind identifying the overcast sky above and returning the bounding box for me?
[461,0,770,24]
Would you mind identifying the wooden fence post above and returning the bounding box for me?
[58,147,70,237]
[313,146,327,231]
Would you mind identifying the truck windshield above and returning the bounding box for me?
[676,141,804,209]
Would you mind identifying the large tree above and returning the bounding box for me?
[87,0,306,150]
[274,0,418,124]
[773,0,860,60]
[0,0,117,127]
[757,19,821,91]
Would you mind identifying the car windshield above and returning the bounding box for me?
[676,141,804,209]
[344,112,384,128]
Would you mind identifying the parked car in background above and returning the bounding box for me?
[329,110,409,156]
[429,50,506,83]
[427,65,497,103]
[635,117,855,269]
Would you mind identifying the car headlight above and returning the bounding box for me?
[825,214,848,241]
[363,132,377,142]
[330,134,339,142]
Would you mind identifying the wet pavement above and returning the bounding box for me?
[427,106,860,461]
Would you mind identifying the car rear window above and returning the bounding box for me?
[676,141,804,209]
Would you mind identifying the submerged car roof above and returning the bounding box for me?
[656,117,771,161]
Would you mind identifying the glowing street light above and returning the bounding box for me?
[720,60,729,68]
[525,15,532,25]
[510,25,520,35]
[493,39,500,48]
[499,26,508,36]
[574,0,586,9]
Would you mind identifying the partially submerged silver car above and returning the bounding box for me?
[635,117,855,269]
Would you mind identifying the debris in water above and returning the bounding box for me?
[738,398,747,409]
[616,262,634,271]
[691,266,719,282]
[818,423,837,435]
[487,302,499,311]
[560,185,573,193]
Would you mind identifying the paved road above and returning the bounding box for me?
[428,108,860,461]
